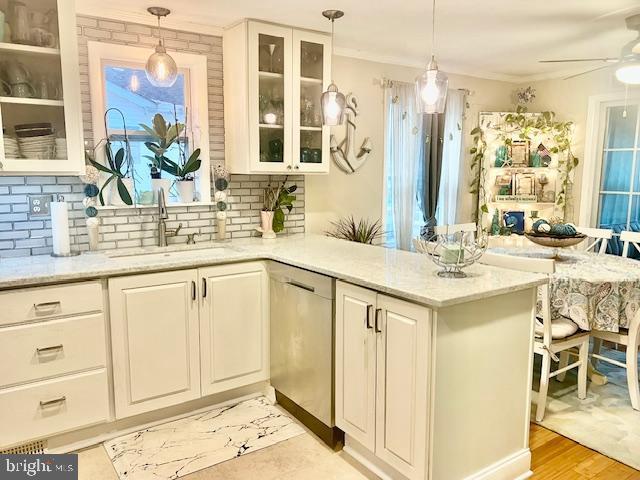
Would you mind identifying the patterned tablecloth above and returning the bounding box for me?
[490,248,640,332]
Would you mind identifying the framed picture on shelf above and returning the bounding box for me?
[502,210,526,235]
[509,140,530,167]
[515,173,536,195]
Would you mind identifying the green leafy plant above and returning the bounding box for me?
[263,178,297,233]
[162,148,202,181]
[325,216,384,244]
[87,142,133,206]
[140,113,184,179]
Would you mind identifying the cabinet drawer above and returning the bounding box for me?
[0,282,103,326]
[0,369,109,448]
[0,314,106,388]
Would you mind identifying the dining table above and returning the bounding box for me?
[490,246,640,384]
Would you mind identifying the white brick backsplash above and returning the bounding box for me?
[0,15,304,258]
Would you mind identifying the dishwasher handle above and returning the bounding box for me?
[285,280,316,293]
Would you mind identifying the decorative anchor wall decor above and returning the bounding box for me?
[330,93,372,174]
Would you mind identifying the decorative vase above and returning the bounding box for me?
[260,210,276,239]
[176,180,195,203]
[151,178,172,203]
[86,217,99,251]
[216,218,226,240]
[109,177,134,206]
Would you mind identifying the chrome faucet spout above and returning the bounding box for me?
[157,187,181,247]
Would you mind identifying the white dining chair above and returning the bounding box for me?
[586,311,640,411]
[575,226,613,255]
[479,252,589,421]
[433,223,478,235]
[621,230,640,258]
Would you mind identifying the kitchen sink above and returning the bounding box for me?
[106,243,233,259]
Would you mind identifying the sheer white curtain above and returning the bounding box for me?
[384,82,424,250]
[436,90,465,225]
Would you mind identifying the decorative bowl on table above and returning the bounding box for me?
[524,232,586,248]
[414,230,487,278]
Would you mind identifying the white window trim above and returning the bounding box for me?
[579,91,640,227]
[87,41,211,205]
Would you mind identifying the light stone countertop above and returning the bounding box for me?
[0,234,546,308]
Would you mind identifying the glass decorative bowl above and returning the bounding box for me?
[414,232,488,278]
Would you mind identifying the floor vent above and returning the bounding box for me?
[1,440,47,455]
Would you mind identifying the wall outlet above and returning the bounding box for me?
[28,195,51,217]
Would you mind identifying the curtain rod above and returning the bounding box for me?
[379,77,471,96]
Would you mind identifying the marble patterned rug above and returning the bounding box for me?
[103,396,305,480]
[532,347,640,471]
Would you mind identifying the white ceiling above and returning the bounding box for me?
[77,0,640,82]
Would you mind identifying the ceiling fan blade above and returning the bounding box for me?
[539,58,618,63]
[563,64,613,80]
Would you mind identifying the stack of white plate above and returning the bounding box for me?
[55,138,67,159]
[18,134,56,159]
[3,136,19,158]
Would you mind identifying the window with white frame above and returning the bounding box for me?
[87,42,210,204]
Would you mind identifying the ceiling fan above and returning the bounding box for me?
[539,13,640,83]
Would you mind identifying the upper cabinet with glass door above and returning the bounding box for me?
[223,20,331,174]
[0,0,84,175]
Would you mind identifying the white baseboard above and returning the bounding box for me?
[464,449,532,480]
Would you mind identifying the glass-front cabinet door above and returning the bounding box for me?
[292,30,331,173]
[0,0,84,175]
[248,22,292,172]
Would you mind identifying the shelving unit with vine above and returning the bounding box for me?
[468,107,578,233]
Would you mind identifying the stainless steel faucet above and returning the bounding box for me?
[157,187,182,247]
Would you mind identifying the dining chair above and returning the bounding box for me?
[621,230,640,258]
[586,311,640,411]
[575,226,613,255]
[433,223,478,235]
[479,252,589,421]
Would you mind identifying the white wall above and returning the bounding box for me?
[527,68,631,222]
[305,55,517,234]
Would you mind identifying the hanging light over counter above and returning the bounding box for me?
[321,10,346,126]
[416,0,448,114]
[146,7,178,88]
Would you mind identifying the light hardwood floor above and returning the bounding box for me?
[78,423,639,479]
[530,423,640,479]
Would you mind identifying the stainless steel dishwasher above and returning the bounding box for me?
[269,262,342,448]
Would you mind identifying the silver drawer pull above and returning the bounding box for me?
[285,281,315,293]
[39,396,66,408]
[36,344,64,354]
[33,301,61,316]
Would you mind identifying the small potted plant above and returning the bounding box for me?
[162,149,201,203]
[261,178,297,237]
[89,140,133,206]
[140,113,183,201]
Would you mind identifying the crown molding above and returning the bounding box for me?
[75,3,224,36]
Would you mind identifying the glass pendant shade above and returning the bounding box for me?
[615,60,640,85]
[321,83,346,126]
[416,60,448,114]
[145,42,178,88]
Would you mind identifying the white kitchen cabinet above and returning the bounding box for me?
[335,281,431,480]
[109,270,201,419]
[223,20,331,174]
[0,0,84,175]
[199,262,269,396]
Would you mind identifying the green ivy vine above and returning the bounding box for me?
[468,106,579,225]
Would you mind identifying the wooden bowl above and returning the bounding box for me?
[524,232,586,248]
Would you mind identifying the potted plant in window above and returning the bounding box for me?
[162,148,202,203]
[88,140,134,206]
[140,113,183,202]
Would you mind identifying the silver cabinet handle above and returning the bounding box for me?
[202,278,207,298]
[33,301,61,316]
[365,305,374,329]
[191,281,197,301]
[374,308,383,333]
[40,396,66,408]
[36,344,64,354]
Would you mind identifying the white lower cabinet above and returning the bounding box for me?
[109,263,269,418]
[199,262,269,395]
[109,270,201,418]
[335,281,431,480]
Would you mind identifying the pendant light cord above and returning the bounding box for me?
[330,18,335,83]
[157,15,163,46]
[431,0,436,58]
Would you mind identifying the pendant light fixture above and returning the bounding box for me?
[416,0,448,114]
[145,7,178,88]
[321,10,346,126]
